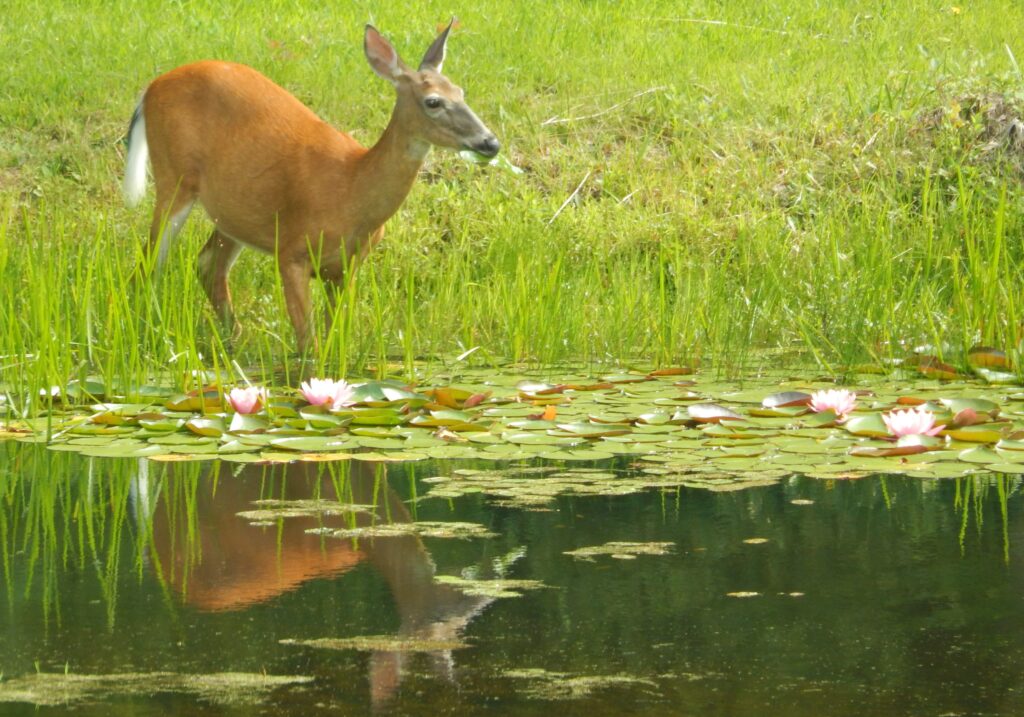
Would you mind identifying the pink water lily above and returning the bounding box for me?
[300,378,355,409]
[809,389,857,418]
[227,386,266,414]
[882,406,945,437]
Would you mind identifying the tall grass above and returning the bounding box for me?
[2,0,1024,409]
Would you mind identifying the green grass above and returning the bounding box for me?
[3,0,1024,408]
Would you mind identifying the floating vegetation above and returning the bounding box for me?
[0,672,314,707]
[311,521,496,540]
[280,635,470,652]
[4,373,1024,494]
[423,467,683,508]
[434,575,550,598]
[236,499,373,522]
[502,668,656,700]
[564,541,675,561]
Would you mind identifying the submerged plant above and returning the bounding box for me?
[810,389,857,418]
[882,406,946,437]
[299,378,355,409]
[227,387,266,415]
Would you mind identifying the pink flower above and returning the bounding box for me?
[299,378,355,409]
[227,386,266,414]
[810,389,857,417]
[882,406,945,437]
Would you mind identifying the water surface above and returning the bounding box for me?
[0,446,1021,715]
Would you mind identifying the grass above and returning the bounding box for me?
[3,0,1024,409]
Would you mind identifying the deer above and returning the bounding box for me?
[122,21,499,351]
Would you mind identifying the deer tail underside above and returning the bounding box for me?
[123,99,149,207]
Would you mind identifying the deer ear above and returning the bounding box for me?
[419,18,454,73]
[365,25,407,84]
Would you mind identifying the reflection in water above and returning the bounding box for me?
[0,442,1022,716]
[140,458,495,708]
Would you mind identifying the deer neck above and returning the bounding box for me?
[352,108,430,234]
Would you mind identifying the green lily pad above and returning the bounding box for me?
[552,422,630,438]
[228,413,269,434]
[939,397,1000,416]
[843,413,890,438]
[148,433,216,446]
[502,432,581,446]
[687,403,743,423]
[987,463,1024,474]
[848,434,942,457]
[269,436,357,452]
[186,416,225,437]
[537,448,615,461]
[958,446,1001,464]
[353,437,407,450]
[298,407,350,429]
[944,423,1008,443]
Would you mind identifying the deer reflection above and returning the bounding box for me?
[132,458,494,708]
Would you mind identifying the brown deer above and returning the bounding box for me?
[123,21,499,350]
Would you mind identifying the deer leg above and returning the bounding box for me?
[320,263,349,338]
[198,229,243,337]
[148,182,196,273]
[280,258,315,352]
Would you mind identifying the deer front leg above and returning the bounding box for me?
[320,262,351,340]
[280,257,315,352]
[197,229,243,339]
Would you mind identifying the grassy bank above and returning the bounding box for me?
[2,0,1024,407]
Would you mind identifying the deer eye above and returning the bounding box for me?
[424,96,444,110]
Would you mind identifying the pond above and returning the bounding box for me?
[0,443,1021,716]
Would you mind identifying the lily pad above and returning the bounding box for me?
[761,391,812,408]
[687,403,743,423]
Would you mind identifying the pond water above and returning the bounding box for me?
[0,445,1021,716]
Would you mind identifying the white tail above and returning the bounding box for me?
[122,104,148,207]
[123,20,498,351]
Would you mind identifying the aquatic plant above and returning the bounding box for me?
[882,407,946,437]
[227,387,266,414]
[300,378,355,409]
[810,389,857,418]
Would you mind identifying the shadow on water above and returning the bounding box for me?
[0,443,1022,715]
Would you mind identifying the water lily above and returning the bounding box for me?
[882,406,945,437]
[227,386,266,414]
[809,389,857,418]
[300,378,355,409]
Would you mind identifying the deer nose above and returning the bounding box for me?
[475,135,500,158]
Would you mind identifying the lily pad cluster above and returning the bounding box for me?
[1,368,1023,496]
[502,668,657,701]
[0,672,314,708]
[563,541,675,561]
[281,635,470,652]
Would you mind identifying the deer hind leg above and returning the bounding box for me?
[198,229,243,337]
[280,257,316,353]
[148,179,197,273]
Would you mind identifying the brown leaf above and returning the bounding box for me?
[647,367,695,378]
